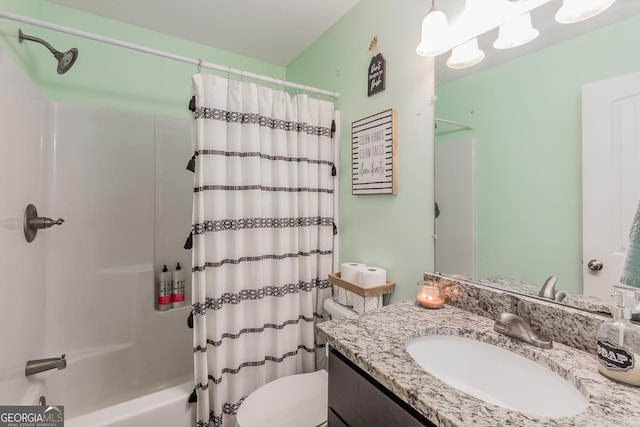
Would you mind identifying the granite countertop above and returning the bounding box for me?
[317,301,640,427]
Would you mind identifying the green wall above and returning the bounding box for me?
[0,0,285,118]
[288,0,435,303]
[435,14,640,293]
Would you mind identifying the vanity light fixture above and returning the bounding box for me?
[418,0,617,69]
[493,12,539,49]
[416,0,451,57]
[555,0,616,24]
[447,38,485,69]
[443,0,489,69]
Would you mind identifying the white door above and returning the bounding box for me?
[434,137,476,279]
[582,71,640,300]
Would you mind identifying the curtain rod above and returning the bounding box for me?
[0,11,340,99]
[435,117,473,130]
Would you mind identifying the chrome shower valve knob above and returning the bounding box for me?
[23,204,65,243]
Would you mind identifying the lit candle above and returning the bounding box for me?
[416,282,445,309]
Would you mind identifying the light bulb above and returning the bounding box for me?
[447,38,485,69]
[556,0,616,24]
[493,12,539,49]
[416,7,451,57]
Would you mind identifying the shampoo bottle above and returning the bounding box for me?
[171,262,186,308]
[597,291,640,386]
[157,265,172,311]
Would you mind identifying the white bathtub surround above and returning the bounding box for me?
[190,73,339,427]
[0,50,193,418]
[38,104,193,417]
[0,46,48,405]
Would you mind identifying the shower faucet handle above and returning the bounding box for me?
[23,204,65,243]
[29,216,65,229]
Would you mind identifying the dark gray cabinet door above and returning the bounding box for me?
[328,408,349,427]
[328,348,435,427]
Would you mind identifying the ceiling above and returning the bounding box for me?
[46,0,361,66]
[46,0,639,84]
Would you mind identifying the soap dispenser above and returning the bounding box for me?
[597,291,640,386]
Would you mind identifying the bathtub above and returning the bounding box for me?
[14,340,193,424]
[65,382,195,427]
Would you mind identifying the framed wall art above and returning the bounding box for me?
[352,109,397,195]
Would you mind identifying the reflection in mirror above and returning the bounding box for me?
[433,4,640,312]
[441,273,613,314]
[442,273,640,325]
[472,275,611,314]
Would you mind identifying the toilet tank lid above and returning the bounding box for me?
[323,298,357,319]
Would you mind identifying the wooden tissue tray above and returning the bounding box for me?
[328,272,395,298]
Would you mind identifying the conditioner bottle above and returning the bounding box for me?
[171,262,186,308]
[157,265,172,311]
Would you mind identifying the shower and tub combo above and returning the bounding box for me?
[1,40,194,424]
[1,10,340,427]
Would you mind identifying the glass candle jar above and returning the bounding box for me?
[416,281,445,309]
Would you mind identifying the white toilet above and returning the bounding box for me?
[235,298,356,427]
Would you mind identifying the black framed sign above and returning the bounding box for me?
[367,53,386,97]
[352,109,397,195]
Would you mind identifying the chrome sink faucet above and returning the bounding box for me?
[494,296,552,349]
[538,276,567,302]
[25,354,66,377]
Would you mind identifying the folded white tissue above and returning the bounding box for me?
[337,262,366,305]
[358,267,387,288]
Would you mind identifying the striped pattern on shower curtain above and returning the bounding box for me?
[190,73,336,427]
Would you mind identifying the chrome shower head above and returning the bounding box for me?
[53,47,78,74]
[18,29,79,74]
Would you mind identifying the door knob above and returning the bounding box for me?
[587,259,603,271]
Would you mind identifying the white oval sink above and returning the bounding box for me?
[406,335,588,418]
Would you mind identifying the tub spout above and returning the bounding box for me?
[25,354,66,377]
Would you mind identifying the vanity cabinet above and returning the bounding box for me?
[328,348,435,427]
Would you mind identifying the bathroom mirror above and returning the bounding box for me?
[433,1,640,313]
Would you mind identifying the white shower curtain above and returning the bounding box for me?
[190,73,337,427]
